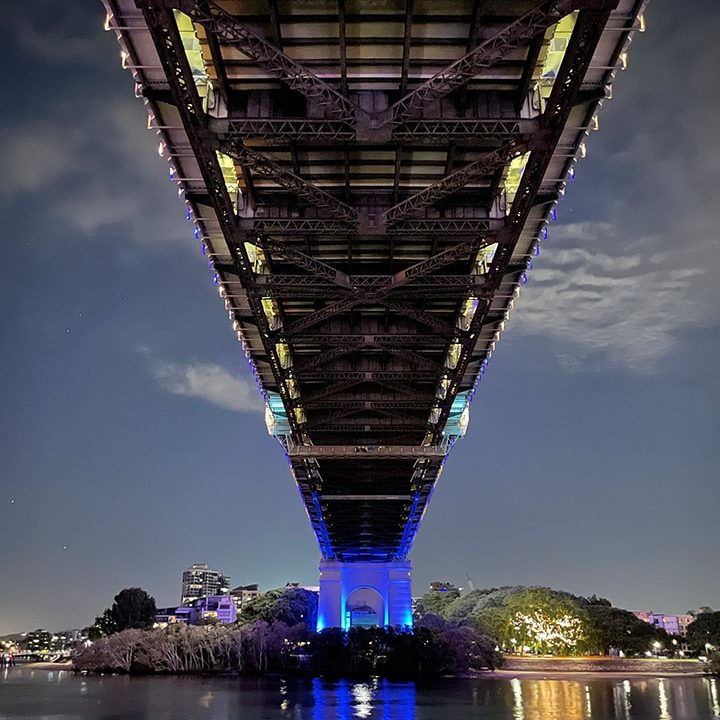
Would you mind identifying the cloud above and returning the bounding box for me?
[512,222,711,371]
[149,359,263,413]
[0,124,80,194]
[0,98,188,247]
[508,7,720,373]
[7,2,107,64]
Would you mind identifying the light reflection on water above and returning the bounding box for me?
[1,668,720,719]
[709,678,720,717]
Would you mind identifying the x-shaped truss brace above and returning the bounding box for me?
[382,140,523,224]
[175,0,357,120]
[221,143,357,223]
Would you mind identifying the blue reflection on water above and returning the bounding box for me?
[311,677,416,720]
[4,668,720,719]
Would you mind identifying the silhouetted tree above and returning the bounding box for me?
[110,588,157,632]
[88,608,118,640]
[583,602,666,655]
[687,612,720,653]
[310,627,348,677]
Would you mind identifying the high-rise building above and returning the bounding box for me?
[230,583,260,613]
[181,563,230,606]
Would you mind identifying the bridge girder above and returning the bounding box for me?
[112,0,638,566]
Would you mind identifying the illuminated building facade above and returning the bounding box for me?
[156,595,237,625]
[181,563,230,606]
[634,611,694,637]
[230,583,260,613]
[103,0,645,628]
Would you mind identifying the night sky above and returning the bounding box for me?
[1,1,718,636]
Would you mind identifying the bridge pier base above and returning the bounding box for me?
[317,559,413,630]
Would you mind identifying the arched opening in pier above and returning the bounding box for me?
[345,587,384,628]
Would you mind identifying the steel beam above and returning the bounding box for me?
[291,333,450,346]
[305,400,430,411]
[383,141,522,224]
[379,299,459,336]
[294,370,438,381]
[292,344,365,373]
[380,0,572,124]
[310,418,428,430]
[210,117,538,145]
[322,495,412,501]
[282,297,362,336]
[375,382,438,403]
[210,117,356,141]
[301,379,365,402]
[399,0,415,96]
[252,237,352,287]
[392,237,492,285]
[242,217,356,235]
[393,117,540,143]
[431,7,614,441]
[338,0,348,95]
[387,218,502,234]
[179,0,358,119]
[137,1,301,440]
[222,143,358,222]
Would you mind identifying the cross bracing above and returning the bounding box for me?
[104,0,645,562]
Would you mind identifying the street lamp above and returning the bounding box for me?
[652,641,662,658]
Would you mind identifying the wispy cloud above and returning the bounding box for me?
[509,10,720,373]
[149,358,263,413]
[0,124,80,194]
[512,223,709,370]
[6,2,108,64]
[0,98,188,247]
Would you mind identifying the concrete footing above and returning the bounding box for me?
[317,559,413,630]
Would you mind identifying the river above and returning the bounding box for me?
[1,667,719,719]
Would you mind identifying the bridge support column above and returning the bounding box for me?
[317,559,413,630]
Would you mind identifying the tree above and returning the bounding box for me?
[110,588,157,632]
[268,588,317,629]
[686,611,720,653]
[238,589,283,624]
[414,588,460,618]
[310,628,348,677]
[239,588,317,629]
[88,608,118,640]
[444,585,529,623]
[584,603,666,655]
[501,588,590,655]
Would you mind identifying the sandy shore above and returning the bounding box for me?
[484,668,706,679]
[484,656,706,679]
[14,662,74,671]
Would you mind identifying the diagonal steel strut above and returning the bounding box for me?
[221,143,358,223]
[382,141,522,224]
[176,0,358,120]
[378,0,574,125]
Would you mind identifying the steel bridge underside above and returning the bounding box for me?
[105,0,643,565]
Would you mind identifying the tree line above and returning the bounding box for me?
[416,585,720,660]
[76,585,720,677]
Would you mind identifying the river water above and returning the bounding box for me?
[2,667,719,719]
